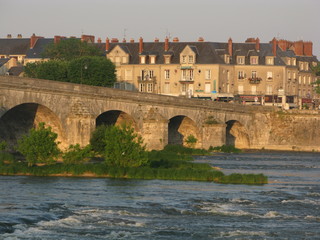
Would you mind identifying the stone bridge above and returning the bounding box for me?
[1,76,320,152]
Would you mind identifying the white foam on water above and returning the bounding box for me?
[2,225,51,240]
[305,215,320,221]
[220,230,266,238]
[108,230,133,239]
[307,192,320,197]
[281,199,320,205]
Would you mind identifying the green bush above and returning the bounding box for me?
[90,125,108,154]
[209,145,242,153]
[185,134,197,148]
[16,122,61,166]
[62,144,93,164]
[104,124,148,167]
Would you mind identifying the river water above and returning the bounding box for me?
[0,152,319,240]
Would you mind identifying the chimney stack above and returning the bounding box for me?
[30,33,43,49]
[111,38,119,43]
[272,37,277,56]
[228,38,233,56]
[130,38,134,43]
[97,37,102,43]
[122,38,126,43]
[255,38,260,52]
[106,37,110,51]
[7,34,12,38]
[173,37,179,42]
[198,37,204,42]
[17,34,22,38]
[54,36,62,44]
[164,37,169,51]
[293,40,304,56]
[154,37,159,43]
[303,41,313,56]
[81,35,95,43]
[139,37,143,54]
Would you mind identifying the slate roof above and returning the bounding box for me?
[8,66,24,76]
[0,38,30,55]
[26,38,54,58]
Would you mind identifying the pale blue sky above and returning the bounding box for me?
[1,0,319,56]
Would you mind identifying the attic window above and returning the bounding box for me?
[164,56,171,64]
[250,56,258,65]
[237,56,245,64]
[150,56,156,64]
[224,55,230,64]
[188,55,194,63]
[140,56,146,64]
[182,55,187,63]
[266,57,274,65]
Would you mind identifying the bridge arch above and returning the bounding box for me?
[96,110,138,131]
[0,103,66,150]
[226,120,250,149]
[168,115,201,147]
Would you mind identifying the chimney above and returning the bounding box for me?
[7,34,12,38]
[122,38,126,43]
[97,37,102,43]
[255,38,260,52]
[278,39,288,51]
[293,40,304,56]
[139,37,143,54]
[164,37,169,51]
[17,34,22,39]
[245,37,256,43]
[106,38,110,51]
[228,38,233,56]
[54,36,61,44]
[173,37,179,42]
[111,38,119,43]
[303,41,313,56]
[30,33,43,49]
[272,37,277,56]
[154,37,159,43]
[130,38,134,43]
[198,37,204,42]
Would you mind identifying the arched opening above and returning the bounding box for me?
[226,120,250,148]
[0,103,65,150]
[168,115,200,147]
[96,110,137,130]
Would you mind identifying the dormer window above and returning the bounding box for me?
[164,56,171,64]
[305,63,309,71]
[224,55,230,64]
[182,55,187,63]
[287,58,291,65]
[250,56,258,65]
[292,58,296,66]
[299,62,304,70]
[237,56,245,65]
[266,57,274,65]
[188,55,194,63]
[150,56,156,64]
[140,56,146,64]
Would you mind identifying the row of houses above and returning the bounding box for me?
[0,33,318,108]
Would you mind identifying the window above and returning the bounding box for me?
[299,62,304,70]
[147,83,153,92]
[287,58,291,65]
[305,63,309,71]
[227,70,230,80]
[164,82,170,93]
[141,70,154,80]
[266,57,274,65]
[165,56,170,64]
[303,76,306,84]
[115,57,121,64]
[298,76,301,84]
[164,70,170,79]
[205,70,211,80]
[238,71,245,79]
[288,71,291,80]
[188,55,194,63]
[182,55,186,63]
[205,83,211,93]
[293,72,296,80]
[308,76,311,84]
[181,84,187,93]
[182,69,194,80]
[150,56,156,64]
[224,55,230,64]
[237,57,245,64]
[251,57,258,65]
[292,58,296,66]
[267,71,273,80]
[140,56,146,64]
[139,83,145,92]
[251,71,257,78]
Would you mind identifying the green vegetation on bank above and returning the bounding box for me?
[0,123,267,185]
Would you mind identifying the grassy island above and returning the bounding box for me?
[0,124,268,185]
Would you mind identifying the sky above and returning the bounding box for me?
[1,0,319,57]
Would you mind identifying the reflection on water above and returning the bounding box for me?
[0,151,319,239]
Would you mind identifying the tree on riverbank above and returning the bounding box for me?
[16,123,60,166]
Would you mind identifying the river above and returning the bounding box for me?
[0,151,319,239]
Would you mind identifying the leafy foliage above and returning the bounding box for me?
[185,134,197,148]
[24,60,68,81]
[209,145,242,153]
[0,140,7,151]
[62,144,93,164]
[90,125,108,154]
[68,56,116,87]
[42,38,103,61]
[104,124,148,167]
[16,122,60,166]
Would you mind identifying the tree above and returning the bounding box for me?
[24,60,68,81]
[42,38,103,61]
[185,134,198,148]
[312,63,320,94]
[68,56,116,86]
[90,125,108,154]
[103,124,148,167]
[17,122,60,166]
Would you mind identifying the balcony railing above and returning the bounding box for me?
[137,76,157,83]
[248,77,262,84]
[179,76,194,83]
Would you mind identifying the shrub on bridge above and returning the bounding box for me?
[16,122,61,167]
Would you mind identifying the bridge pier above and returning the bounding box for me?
[201,123,226,149]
